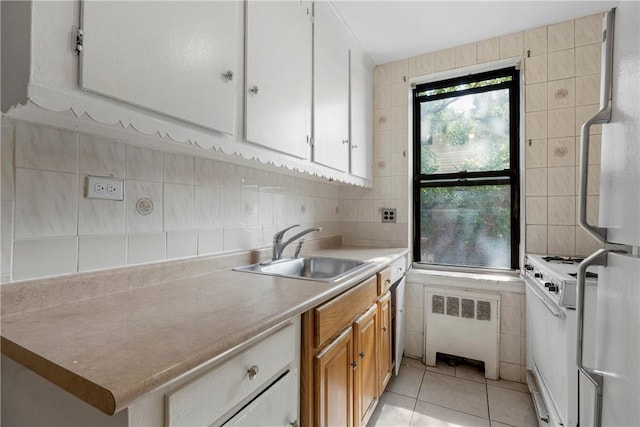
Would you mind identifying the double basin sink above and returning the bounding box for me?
[234,256,372,282]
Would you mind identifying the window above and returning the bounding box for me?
[412,68,520,270]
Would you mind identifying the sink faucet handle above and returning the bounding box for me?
[273,224,299,243]
[294,239,306,258]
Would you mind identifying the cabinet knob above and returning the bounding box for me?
[359,351,365,358]
[223,70,234,81]
[342,139,349,145]
[351,145,358,149]
[289,421,299,427]
[385,278,391,284]
[350,361,358,368]
[248,85,259,95]
[382,326,388,332]
[247,365,259,380]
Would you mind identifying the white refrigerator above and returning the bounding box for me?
[577,2,640,427]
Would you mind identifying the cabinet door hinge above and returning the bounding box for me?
[74,27,84,55]
[307,135,314,147]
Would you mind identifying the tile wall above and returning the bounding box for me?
[373,12,606,382]
[0,119,343,282]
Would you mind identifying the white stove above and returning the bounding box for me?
[523,254,600,426]
[523,254,598,309]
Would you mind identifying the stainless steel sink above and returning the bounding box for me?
[234,256,371,282]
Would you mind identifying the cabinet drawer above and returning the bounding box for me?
[390,256,406,284]
[166,323,296,427]
[224,369,298,426]
[314,276,377,348]
[377,267,392,295]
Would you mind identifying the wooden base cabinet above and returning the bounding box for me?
[377,292,392,395]
[302,273,393,427]
[314,327,354,427]
[354,304,379,427]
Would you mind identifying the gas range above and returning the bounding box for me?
[523,254,598,309]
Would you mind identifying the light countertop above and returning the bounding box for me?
[1,245,408,415]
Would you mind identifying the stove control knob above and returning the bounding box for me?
[544,282,552,288]
[525,264,533,271]
[548,285,558,293]
[534,272,543,278]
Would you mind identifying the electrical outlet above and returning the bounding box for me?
[381,208,397,223]
[86,176,124,201]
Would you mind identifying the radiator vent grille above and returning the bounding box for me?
[431,295,491,321]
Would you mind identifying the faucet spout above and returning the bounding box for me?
[272,226,322,261]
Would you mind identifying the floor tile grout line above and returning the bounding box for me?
[414,399,492,422]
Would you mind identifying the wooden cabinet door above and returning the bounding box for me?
[353,304,378,427]
[312,2,350,172]
[80,1,239,135]
[314,327,354,427]
[246,1,312,159]
[377,292,392,396]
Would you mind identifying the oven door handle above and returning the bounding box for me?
[524,277,566,319]
[576,249,609,427]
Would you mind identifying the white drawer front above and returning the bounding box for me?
[223,369,298,427]
[390,256,406,283]
[167,323,296,427]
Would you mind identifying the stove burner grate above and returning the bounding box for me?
[568,272,598,279]
[542,256,585,264]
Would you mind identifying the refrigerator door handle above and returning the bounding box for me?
[578,9,615,244]
[576,249,613,427]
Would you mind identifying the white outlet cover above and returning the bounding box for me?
[86,176,124,201]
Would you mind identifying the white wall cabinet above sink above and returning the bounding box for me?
[1,0,374,187]
[313,2,351,172]
[80,1,239,135]
[245,0,312,159]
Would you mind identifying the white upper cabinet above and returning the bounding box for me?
[312,2,350,172]
[245,1,312,159]
[80,1,240,135]
[349,41,375,180]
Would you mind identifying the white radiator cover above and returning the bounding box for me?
[424,287,500,380]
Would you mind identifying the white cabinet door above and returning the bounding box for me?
[313,2,350,172]
[224,369,299,427]
[245,1,312,159]
[349,42,374,180]
[80,1,239,135]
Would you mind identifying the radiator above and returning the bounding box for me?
[424,287,500,380]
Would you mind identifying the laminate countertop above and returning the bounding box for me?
[1,246,408,415]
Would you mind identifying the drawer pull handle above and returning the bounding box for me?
[385,279,391,284]
[247,365,259,380]
[359,351,365,358]
[350,361,358,368]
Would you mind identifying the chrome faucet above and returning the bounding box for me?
[272,224,322,261]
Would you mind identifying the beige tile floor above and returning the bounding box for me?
[367,357,538,427]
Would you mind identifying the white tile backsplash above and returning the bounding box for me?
[127,232,166,265]
[197,228,223,255]
[78,134,125,177]
[125,145,163,182]
[194,186,221,229]
[15,122,78,173]
[13,237,78,280]
[78,235,127,272]
[14,168,78,238]
[163,183,195,231]
[1,124,15,201]
[166,230,197,259]
[164,153,194,185]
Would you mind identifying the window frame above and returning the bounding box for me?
[412,67,521,270]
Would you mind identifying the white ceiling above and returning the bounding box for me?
[332,1,619,64]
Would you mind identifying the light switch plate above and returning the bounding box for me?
[86,176,124,201]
